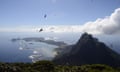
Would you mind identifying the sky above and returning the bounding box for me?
[0,0,120,34]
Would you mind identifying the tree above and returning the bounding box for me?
[32,60,55,72]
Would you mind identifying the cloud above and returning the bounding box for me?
[0,26,37,32]
[81,8,120,34]
[39,25,82,33]
[41,8,120,35]
[1,8,120,35]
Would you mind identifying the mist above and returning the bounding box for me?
[13,33,120,62]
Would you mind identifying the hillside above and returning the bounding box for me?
[53,33,120,67]
[0,61,119,72]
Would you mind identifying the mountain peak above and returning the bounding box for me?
[71,33,98,54]
[80,32,93,39]
[53,33,120,67]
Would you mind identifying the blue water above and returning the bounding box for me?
[0,32,120,62]
[0,32,80,62]
[0,32,34,62]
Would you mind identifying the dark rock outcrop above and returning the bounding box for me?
[53,33,120,67]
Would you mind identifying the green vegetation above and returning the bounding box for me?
[0,61,119,72]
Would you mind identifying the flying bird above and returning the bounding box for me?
[44,14,47,18]
[39,28,43,32]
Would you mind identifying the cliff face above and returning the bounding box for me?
[53,33,120,67]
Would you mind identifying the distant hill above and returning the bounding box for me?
[53,33,120,67]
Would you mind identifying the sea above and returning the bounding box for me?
[0,32,120,63]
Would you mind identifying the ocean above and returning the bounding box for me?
[0,32,119,63]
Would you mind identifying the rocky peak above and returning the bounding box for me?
[53,33,120,67]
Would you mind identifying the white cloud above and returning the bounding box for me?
[0,26,37,32]
[43,8,120,35]
[81,8,120,34]
[1,8,120,35]
[37,25,83,33]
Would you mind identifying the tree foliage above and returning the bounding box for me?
[0,61,119,72]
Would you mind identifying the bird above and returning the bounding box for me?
[39,28,43,32]
[44,14,47,18]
